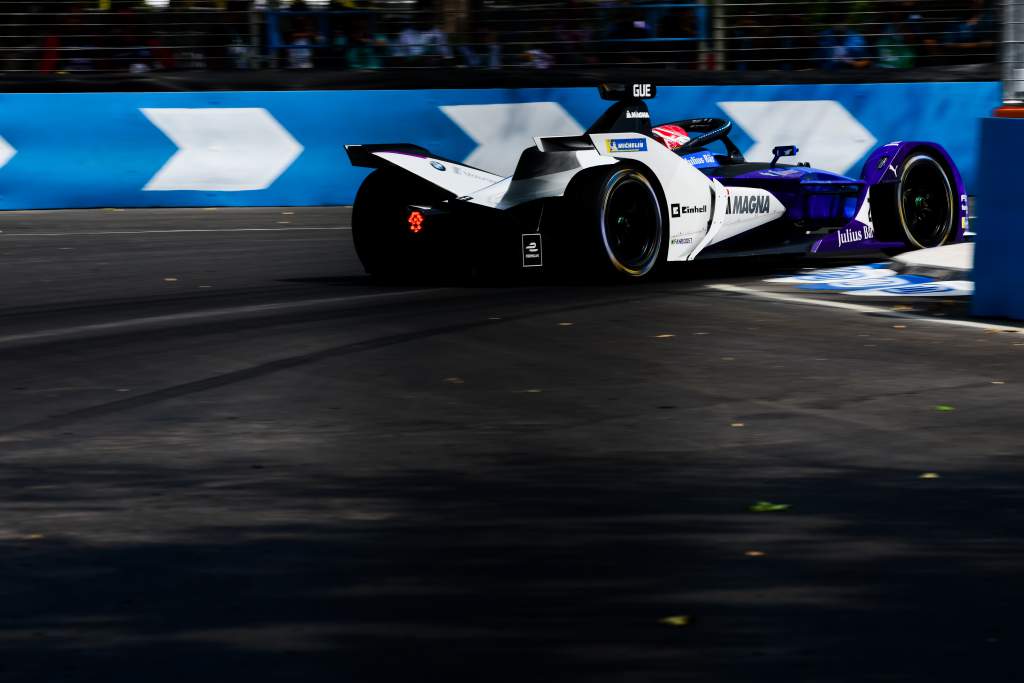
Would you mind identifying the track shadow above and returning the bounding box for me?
[0,449,1021,682]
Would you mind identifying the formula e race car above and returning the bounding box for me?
[346,83,968,280]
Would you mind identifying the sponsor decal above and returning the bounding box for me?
[682,151,717,168]
[797,275,930,291]
[766,264,973,298]
[725,193,770,215]
[606,138,648,153]
[836,223,874,246]
[845,281,974,297]
[760,168,802,177]
[876,156,889,170]
[670,236,694,245]
[452,166,494,184]
[671,203,708,218]
[430,160,446,172]
[767,264,892,284]
[626,110,650,120]
[522,233,543,268]
[837,228,863,246]
[960,194,970,231]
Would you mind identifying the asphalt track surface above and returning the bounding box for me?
[1,207,1023,682]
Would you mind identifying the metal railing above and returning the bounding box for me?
[0,1,1000,75]
[1003,0,1024,101]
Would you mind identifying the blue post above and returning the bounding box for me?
[972,116,1024,318]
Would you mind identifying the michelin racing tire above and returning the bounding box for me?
[871,151,956,250]
[567,165,666,279]
[351,169,450,279]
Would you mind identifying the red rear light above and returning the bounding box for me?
[408,210,424,233]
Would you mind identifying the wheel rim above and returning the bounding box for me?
[898,155,954,249]
[599,170,662,276]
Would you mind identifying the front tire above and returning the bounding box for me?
[871,151,956,250]
[566,165,666,279]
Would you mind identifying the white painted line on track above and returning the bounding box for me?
[708,283,1024,333]
[0,227,351,236]
[0,288,448,347]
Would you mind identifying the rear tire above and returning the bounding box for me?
[565,165,666,279]
[871,150,956,251]
[351,169,450,279]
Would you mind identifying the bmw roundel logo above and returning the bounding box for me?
[430,160,446,172]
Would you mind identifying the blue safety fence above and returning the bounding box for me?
[0,81,998,210]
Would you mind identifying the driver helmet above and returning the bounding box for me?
[652,124,690,150]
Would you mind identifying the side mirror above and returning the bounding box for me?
[770,145,799,167]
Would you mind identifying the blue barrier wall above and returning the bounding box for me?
[0,82,998,209]
[972,116,1024,319]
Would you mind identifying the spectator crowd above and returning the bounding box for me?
[727,0,997,71]
[0,0,999,75]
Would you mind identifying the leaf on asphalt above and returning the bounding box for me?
[750,501,790,513]
[935,405,955,412]
[163,277,178,282]
[654,334,675,339]
[919,472,941,479]
[731,422,745,428]
[659,615,690,627]
[744,550,766,557]
[558,322,574,327]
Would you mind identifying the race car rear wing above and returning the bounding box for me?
[345,144,505,198]
[599,83,657,100]
[345,143,432,169]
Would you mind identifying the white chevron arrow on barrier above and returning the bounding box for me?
[0,135,16,170]
[441,102,583,177]
[142,108,303,192]
[717,100,877,175]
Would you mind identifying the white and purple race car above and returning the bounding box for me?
[346,83,967,280]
